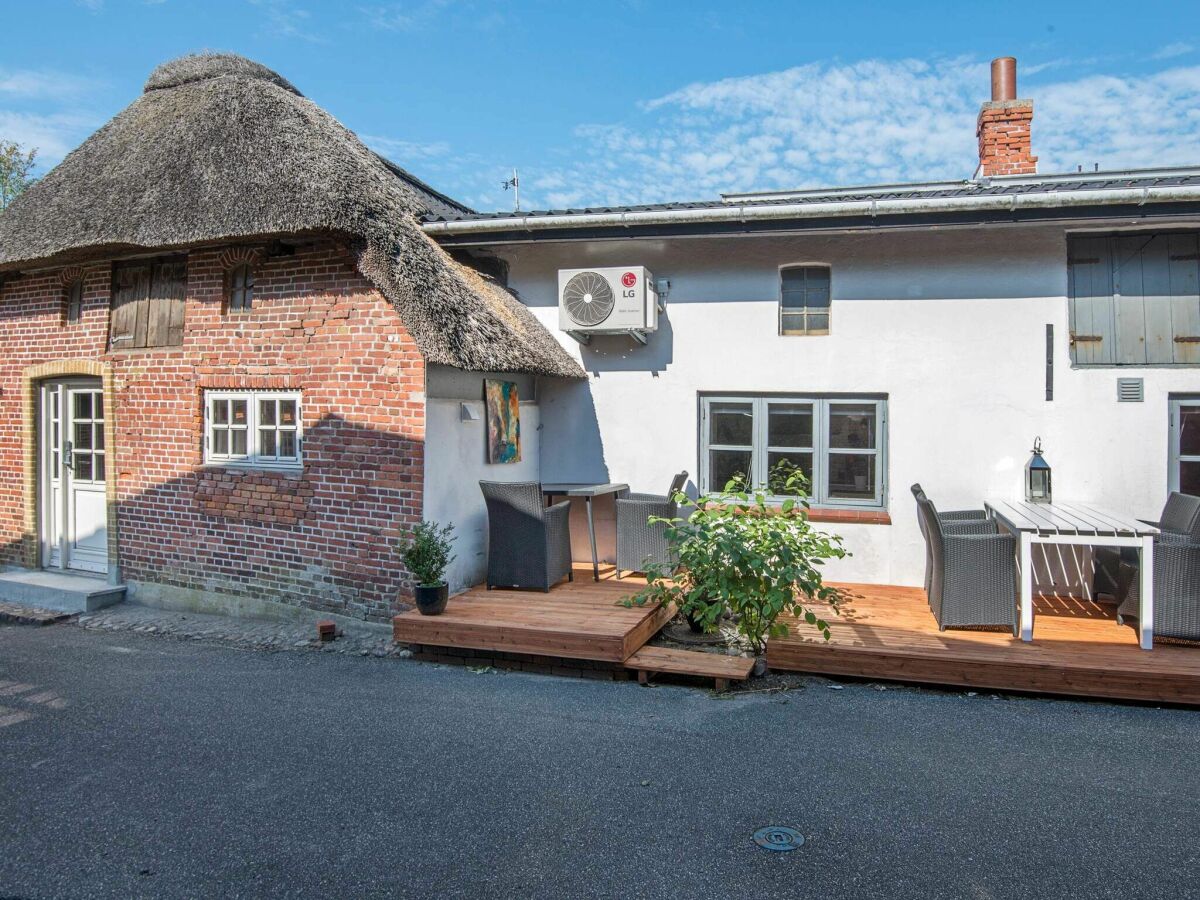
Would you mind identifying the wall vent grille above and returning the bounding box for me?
[1117,378,1144,403]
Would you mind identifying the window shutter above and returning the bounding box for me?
[109,263,151,348]
[1168,233,1200,365]
[147,260,187,347]
[1068,236,1115,365]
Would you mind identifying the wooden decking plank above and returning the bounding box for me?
[625,646,755,678]
[626,645,754,691]
[768,582,1200,705]
[392,566,668,664]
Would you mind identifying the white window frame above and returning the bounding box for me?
[1169,395,1200,493]
[699,394,887,509]
[203,390,303,470]
[779,263,832,336]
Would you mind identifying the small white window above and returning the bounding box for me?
[780,266,831,335]
[204,391,301,469]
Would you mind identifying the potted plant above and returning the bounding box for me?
[400,521,456,616]
[627,467,847,656]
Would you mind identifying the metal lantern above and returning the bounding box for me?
[1025,436,1052,504]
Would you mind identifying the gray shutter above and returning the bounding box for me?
[1113,235,1150,365]
[1168,233,1200,365]
[1068,236,1114,365]
[1139,234,1175,365]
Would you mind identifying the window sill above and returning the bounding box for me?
[201,461,304,475]
[806,508,891,526]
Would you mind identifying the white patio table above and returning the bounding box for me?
[984,500,1160,649]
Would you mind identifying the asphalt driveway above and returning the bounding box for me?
[1,621,1198,899]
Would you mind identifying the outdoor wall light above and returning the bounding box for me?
[1025,436,1052,504]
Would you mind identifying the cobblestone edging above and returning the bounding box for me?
[73,605,413,659]
[0,601,74,626]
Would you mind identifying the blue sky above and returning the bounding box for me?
[2,0,1198,211]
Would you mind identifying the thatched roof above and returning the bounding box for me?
[0,52,583,379]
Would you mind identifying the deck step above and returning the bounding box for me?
[625,646,755,691]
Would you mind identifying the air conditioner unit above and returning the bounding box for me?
[558,266,659,344]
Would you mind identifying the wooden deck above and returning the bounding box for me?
[392,567,672,663]
[768,583,1200,705]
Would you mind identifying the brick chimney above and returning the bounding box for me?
[977,57,1037,177]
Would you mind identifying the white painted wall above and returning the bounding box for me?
[484,223,1200,589]
[423,367,540,594]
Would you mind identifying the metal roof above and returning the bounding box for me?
[422,166,1200,225]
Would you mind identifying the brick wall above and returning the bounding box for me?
[0,239,426,621]
[977,100,1037,177]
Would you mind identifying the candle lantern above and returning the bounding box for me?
[1025,436,1052,504]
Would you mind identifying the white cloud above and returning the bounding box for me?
[1153,42,1193,61]
[455,57,1200,210]
[358,0,454,31]
[0,68,107,169]
[248,0,326,42]
[0,68,98,99]
[0,111,102,163]
[364,135,452,161]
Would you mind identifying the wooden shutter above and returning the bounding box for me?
[109,257,186,349]
[109,263,151,349]
[1068,236,1115,365]
[147,259,187,347]
[1167,233,1200,365]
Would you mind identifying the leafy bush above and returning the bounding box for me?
[400,521,456,586]
[627,469,847,654]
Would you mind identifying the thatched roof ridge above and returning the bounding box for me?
[0,52,583,379]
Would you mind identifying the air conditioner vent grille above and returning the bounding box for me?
[562,271,615,327]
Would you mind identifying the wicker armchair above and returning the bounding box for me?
[910,484,997,596]
[1093,492,1200,603]
[615,471,688,577]
[1113,508,1200,641]
[916,494,1019,635]
[479,481,573,591]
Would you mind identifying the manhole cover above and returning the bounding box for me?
[752,826,805,852]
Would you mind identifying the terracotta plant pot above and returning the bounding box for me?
[415,583,448,616]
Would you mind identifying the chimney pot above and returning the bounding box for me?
[978,56,1036,177]
[991,57,1017,102]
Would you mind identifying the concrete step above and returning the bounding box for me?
[0,569,126,614]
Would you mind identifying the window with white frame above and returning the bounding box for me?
[700,395,886,507]
[204,391,302,468]
[779,266,831,335]
[1170,397,1200,496]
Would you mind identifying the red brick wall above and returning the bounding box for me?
[977,100,1037,177]
[0,239,425,621]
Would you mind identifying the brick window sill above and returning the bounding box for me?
[807,508,891,526]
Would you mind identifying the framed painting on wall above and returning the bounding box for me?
[485,379,521,464]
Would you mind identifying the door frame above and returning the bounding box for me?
[21,360,119,584]
[38,377,108,573]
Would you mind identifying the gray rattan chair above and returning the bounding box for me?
[916,494,1019,635]
[479,481,573,591]
[911,484,997,596]
[615,472,688,577]
[1093,492,1200,603]
[1114,507,1200,641]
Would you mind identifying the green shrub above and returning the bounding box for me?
[400,521,456,586]
[627,469,847,654]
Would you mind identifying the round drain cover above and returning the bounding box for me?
[752,826,805,852]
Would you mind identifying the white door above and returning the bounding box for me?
[40,380,108,574]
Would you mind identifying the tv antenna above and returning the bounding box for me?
[502,168,520,211]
